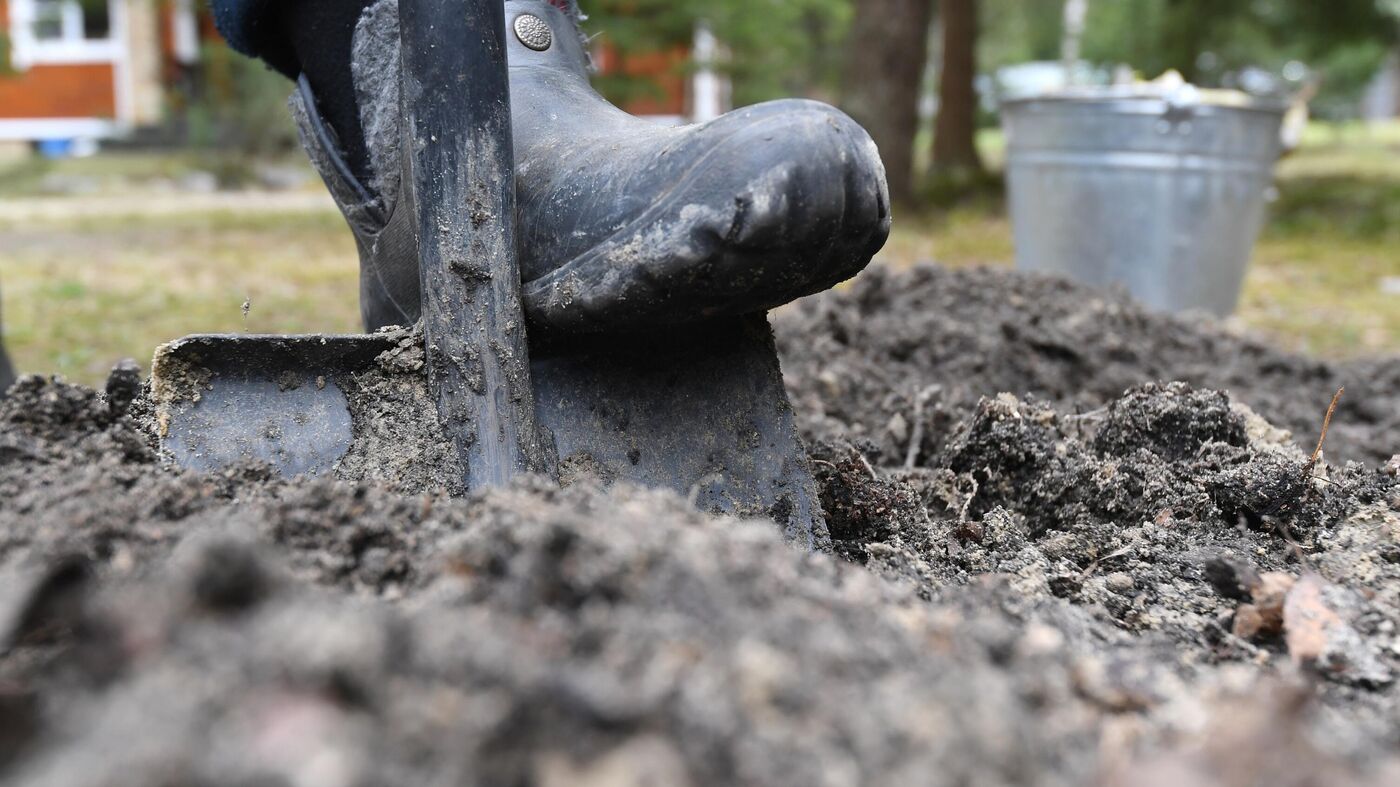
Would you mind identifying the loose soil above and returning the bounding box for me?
[2,264,1398,786]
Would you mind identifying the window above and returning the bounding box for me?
[7,0,117,67]
[81,2,111,40]
[31,1,111,42]
[32,1,65,40]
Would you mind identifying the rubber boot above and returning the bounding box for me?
[292,0,890,334]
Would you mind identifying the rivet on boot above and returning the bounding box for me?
[513,14,552,51]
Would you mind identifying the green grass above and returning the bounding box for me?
[3,125,1399,387]
[0,149,318,196]
[1233,124,1400,355]
[0,151,206,195]
[3,209,361,383]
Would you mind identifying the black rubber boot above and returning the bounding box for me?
[292,0,890,334]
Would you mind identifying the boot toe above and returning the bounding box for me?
[704,99,891,299]
[522,99,891,333]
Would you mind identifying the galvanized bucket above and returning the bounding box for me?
[1002,87,1287,316]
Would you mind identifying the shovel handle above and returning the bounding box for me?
[400,0,546,489]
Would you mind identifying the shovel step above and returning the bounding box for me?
[152,316,827,547]
[152,334,399,477]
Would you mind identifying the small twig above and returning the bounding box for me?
[1078,542,1137,581]
[857,453,879,481]
[1272,516,1310,567]
[1289,386,1344,566]
[1249,388,1343,567]
[1061,406,1109,422]
[903,385,940,470]
[815,451,880,482]
[959,475,979,521]
[1218,626,1266,659]
[1305,387,1344,479]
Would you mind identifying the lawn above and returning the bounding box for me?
[2,122,1398,386]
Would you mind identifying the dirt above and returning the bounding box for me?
[335,327,468,496]
[2,264,1399,786]
[776,265,1400,468]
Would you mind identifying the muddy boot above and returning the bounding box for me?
[292,0,890,334]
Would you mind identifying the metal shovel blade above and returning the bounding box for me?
[151,333,398,477]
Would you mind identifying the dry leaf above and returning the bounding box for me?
[1284,573,1342,665]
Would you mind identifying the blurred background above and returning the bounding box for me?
[1,0,1398,386]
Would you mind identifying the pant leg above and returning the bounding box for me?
[212,0,585,77]
[212,0,586,188]
[210,0,299,77]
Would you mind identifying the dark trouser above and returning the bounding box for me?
[210,0,578,70]
[212,0,379,180]
[209,0,581,185]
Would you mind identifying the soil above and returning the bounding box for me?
[2,264,1399,786]
[777,265,1400,467]
[335,328,468,496]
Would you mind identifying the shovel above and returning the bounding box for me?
[153,0,543,490]
[0,284,15,397]
[153,0,828,545]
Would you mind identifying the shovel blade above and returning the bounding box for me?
[152,334,398,478]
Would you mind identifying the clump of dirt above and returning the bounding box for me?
[2,264,1399,786]
[0,374,269,572]
[816,380,1393,664]
[940,383,1380,538]
[776,265,1400,467]
[335,327,467,496]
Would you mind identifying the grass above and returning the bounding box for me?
[3,208,361,383]
[0,147,317,195]
[0,150,208,195]
[3,122,1399,387]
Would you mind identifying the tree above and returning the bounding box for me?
[978,0,1062,70]
[840,0,935,204]
[1158,0,1216,83]
[930,0,984,181]
[1080,0,1400,110]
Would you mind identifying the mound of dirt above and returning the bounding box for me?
[775,265,1400,467]
[2,264,1399,786]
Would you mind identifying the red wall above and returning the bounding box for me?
[0,0,117,118]
[0,64,117,119]
[596,41,688,117]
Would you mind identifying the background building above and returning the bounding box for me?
[2,0,205,144]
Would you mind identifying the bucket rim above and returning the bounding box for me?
[1000,86,1289,116]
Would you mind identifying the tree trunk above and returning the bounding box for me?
[931,0,983,178]
[841,0,935,205]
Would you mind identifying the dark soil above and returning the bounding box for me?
[2,264,1399,786]
[777,265,1400,467]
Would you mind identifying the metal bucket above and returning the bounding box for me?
[1002,87,1287,315]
